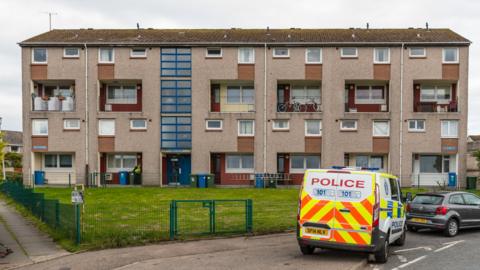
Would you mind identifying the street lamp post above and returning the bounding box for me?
[0,117,5,180]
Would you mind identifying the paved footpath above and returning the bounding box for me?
[0,200,69,269]
[16,233,366,270]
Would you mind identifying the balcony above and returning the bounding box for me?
[344,82,388,113]
[100,81,142,112]
[413,83,458,113]
[210,82,255,113]
[32,81,75,112]
[276,83,321,113]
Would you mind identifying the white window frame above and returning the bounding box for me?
[409,47,426,58]
[106,85,137,104]
[441,120,458,138]
[373,120,390,137]
[341,47,358,58]
[98,48,115,63]
[305,120,322,136]
[238,120,255,136]
[130,48,147,58]
[442,48,459,64]
[32,119,48,136]
[420,85,452,104]
[98,119,115,136]
[340,120,358,131]
[226,85,255,104]
[225,154,254,173]
[290,155,321,173]
[63,119,81,130]
[206,47,222,58]
[32,48,47,64]
[273,48,290,58]
[130,119,147,130]
[408,119,426,132]
[305,48,322,64]
[373,48,390,64]
[290,85,321,104]
[272,119,290,131]
[107,154,137,172]
[206,120,223,130]
[43,154,74,170]
[63,48,80,58]
[238,47,255,64]
[355,85,386,104]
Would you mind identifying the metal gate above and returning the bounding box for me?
[169,199,252,239]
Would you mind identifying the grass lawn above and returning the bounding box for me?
[35,187,300,250]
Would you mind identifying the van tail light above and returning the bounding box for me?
[435,206,448,215]
[406,203,411,212]
[373,184,380,227]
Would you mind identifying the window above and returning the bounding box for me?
[462,194,480,205]
[42,85,74,98]
[419,155,450,173]
[238,120,254,136]
[32,48,47,63]
[107,154,137,171]
[130,119,147,130]
[99,48,114,63]
[355,85,385,104]
[44,154,73,169]
[290,155,321,172]
[206,47,222,57]
[340,119,357,131]
[374,48,390,63]
[107,85,137,104]
[408,120,425,132]
[341,47,358,58]
[63,48,80,58]
[443,48,459,63]
[238,48,255,63]
[161,80,192,113]
[130,48,147,58]
[441,120,458,138]
[273,48,289,58]
[291,85,321,104]
[272,120,289,130]
[373,121,390,136]
[306,48,322,63]
[99,119,115,136]
[449,194,465,205]
[32,119,48,136]
[305,120,321,136]
[389,178,400,201]
[161,48,192,77]
[226,86,254,104]
[64,119,80,130]
[409,47,426,58]
[206,120,223,130]
[161,117,191,149]
[356,155,384,169]
[226,155,254,173]
[420,85,451,103]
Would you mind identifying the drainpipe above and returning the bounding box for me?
[84,43,89,185]
[263,43,267,174]
[399,43,405,185]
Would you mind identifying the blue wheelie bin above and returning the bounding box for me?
[255,174,264,188]
[198,174,207,188]
[448,172,457,187]
[34,171,45,185]
[119,171,129,185]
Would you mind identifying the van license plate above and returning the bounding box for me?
[304,227,329,236]
[411,218,428,224]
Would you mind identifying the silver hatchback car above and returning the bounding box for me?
[405,191,480,237]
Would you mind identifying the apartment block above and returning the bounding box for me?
[19,28,470,187]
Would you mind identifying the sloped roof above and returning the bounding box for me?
[20,28,470,46]
[1,130,22,145]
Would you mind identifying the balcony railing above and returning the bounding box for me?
[211,95,255,113]
[414,101,458,113]
[32,96,75,112]
[277,100,321,113]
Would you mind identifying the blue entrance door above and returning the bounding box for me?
[167,155,191,185]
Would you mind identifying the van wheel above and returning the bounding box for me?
[443,219,459,237]
[407,225,417,232]
[299,244,315,255]
[374,238,389,263]
[394,227,407,246]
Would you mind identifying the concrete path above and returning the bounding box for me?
[15,233,366,270]
[0,200,69,269]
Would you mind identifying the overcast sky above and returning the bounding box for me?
[0,0,478,134]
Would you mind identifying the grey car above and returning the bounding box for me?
[405,191,480,237]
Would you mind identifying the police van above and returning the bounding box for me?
[297,167,406,263]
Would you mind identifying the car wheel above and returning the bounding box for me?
[299,244,315,255]
[444,219,459,237]
[373,238,389,263]
[394,227,407,246]
[407,225,418,232]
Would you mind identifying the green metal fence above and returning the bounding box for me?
[0,180,79,243]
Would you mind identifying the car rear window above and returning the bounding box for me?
[412,195,444,205]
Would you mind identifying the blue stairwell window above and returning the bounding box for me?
[161,48,191,77]
[161,117,192,149]
[161,80,192,113]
